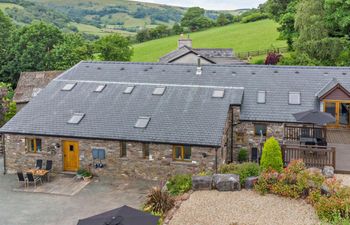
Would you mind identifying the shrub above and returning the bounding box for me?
[144,186,175,215]
[241,12,269,23]
[166,174,192,196]
[219,163,260,186]
[260,137,283,172]
[238,148,249,163]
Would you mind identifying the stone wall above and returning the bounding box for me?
[232,121,285,162]
[3,134,223,180]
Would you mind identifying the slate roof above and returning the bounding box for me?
[3,61,350,146]
[159,46,246,65]
[13,71,63,104]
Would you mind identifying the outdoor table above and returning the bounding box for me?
[25,169,49,181]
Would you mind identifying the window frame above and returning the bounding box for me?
[120,142,127,158]
[142,143,150,159]
[25,138,42,153]
[254,123,267,136]
[92,148,106,160]
[172,145,192,161]
[257,91,266,104]
[289,92,301,105]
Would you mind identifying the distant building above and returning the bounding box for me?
[13,71,62,111]
[159,35,247,65]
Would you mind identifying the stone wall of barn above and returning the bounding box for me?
[232,121,285,162]
[3,134,224,180]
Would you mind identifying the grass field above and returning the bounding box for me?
[132,19,286,62]
[0,3,23,10]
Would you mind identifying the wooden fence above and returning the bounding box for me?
[281,145,336,169]
[236,46,289,59]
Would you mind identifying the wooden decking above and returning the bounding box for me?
[13,174,91,196]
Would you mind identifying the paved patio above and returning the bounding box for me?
[13,174,91,196]
[0,163,157,225]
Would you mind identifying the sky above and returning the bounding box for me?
[132,0,267,10]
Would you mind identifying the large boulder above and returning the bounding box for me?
[245,176,259,190]
[212,174,240,191]
[306,167,322,175]
[192,176,213,191]
[323,166,334,178]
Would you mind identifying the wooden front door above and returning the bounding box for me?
[63,141,79,171]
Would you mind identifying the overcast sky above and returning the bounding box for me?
[132,0,267,10]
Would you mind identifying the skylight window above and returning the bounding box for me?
[135,116,150,128]
[289,92,301,105]
[153,87,166,96]
[212,90,225,98]
[61,83,76,91]
[257,91,266,104]
[94,84,106,92]
[124,86,135,94]
[68,113,85,124]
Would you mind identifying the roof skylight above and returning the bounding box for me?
[94,84,106,93]
[257,91,266,104]
[212,90,225,98]
[135,116,151,128]
[61,83,76,91]
[68,113,85,124]
[124,86,135,94]
[153,87,166,96]
[289,92,301,105]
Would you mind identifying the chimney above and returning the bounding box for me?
[196,57,202,75]
[178,33,192,49]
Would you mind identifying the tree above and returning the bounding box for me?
[94,34,133,61]
[216,13,229,26]
[181,7,213,31]
[51,33,93,70]
[172,23,183,35]
[1,22,63,84]
[295,0,328,42]
[260,137,283,172]
[324,0,350,37]
[0,82,16,126]
[265,52,282,65]
[0,11,13,80]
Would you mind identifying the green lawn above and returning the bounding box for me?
[0,3,23,10]
[132,19,287,62]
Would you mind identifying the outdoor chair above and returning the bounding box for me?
[17,172,27,188]
[45,160,53,182]
[26,172,42,188]
[35,159,43,169]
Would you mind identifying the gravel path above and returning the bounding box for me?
[169,190,320,225]
[335,174,350,187]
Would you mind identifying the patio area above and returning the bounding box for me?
[0,170,157,225]
[13,174,91,196]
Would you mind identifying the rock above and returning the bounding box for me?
[212,174,241,191]
[321,185,330,196]
[245,176,258,190]
[323,166,334,178]
[306,167,322,175]
[192,176,213,191]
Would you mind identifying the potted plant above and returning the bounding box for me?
[82,171,93,181]
[76,168,86,179]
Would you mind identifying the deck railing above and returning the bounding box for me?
[281,144,336,168]
[284,126,327,142]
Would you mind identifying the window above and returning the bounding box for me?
[135,117,150,128]
[173,145,191,161]
[153,87,166,96]
[257,91,266,104]
[92,148,106,160]
[289,92,301,105]
[212,90,225,98]
[25,138,42,153]
[120,142,127,158]
[142,144,150,159]
[94,84,106,92]
[255,124,267,136]
[68,113,85,124]
[123,86,135,94]
[61,83,76,91]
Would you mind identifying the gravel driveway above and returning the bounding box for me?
[169,190,320,225]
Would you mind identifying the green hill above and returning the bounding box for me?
[132,19,287,62]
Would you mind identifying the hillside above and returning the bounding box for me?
[0,0,245,37]
[132,19,287,62]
